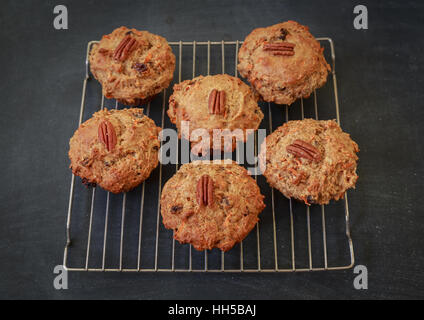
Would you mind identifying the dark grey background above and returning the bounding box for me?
[0,0,423,299]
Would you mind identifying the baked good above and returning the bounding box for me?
[68,108,160,193]
[167,74,264,154]
[89,26,175,106]
[238,20,331,105]
[160,160,266,251]
[259,119,359,205]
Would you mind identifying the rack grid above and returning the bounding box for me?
[63,38,354,272]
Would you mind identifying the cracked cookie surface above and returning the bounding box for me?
[69,108,160,193]
[168,74,264,153]
[238,20,331,105]
[89,26,175,106]
[160,160,266,251]
[259,119,359,205]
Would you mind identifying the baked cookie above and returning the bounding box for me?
[259,119,359,205]
[238,21,331,105]
[167,74,264,154]
[69,108,160,193]
[89,26,176,106]
[160,160,266,251]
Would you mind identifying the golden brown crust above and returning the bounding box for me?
[167,74,264,153]
[259,119,359,205]
[238,21,331,105]
[89,26,176,106]
[68,108,160,193]
[160,160,266,251]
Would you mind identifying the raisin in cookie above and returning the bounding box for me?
[89,26,175,106]
[238,21,331,105]
[160,160,266,251]
[259,119,359,205]
[168,74,264,154]
[69,108,160,193]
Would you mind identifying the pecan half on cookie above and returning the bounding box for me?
[196,175,214,207]
[98,120,117,152]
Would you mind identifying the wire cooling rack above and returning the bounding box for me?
[63,38,354,272]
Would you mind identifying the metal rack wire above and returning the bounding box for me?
[63,38,354,272]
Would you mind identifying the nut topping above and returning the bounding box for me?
[208,89,226,115]
[287,139,322,162]
[196,175,214,207]
[113,35,138,62]
[263,41,295,56]
[98,120,117,152]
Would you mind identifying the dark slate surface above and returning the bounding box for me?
[0,0,423,299]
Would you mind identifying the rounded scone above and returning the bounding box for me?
[238,21,331,105]
[89,26,176,106]
[259,119,359,205]
[160,160,266,251]
[69,108,160,193]
[167,74,264,153]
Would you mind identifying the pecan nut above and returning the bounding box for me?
[196,175,214,207]
[263,41,295,56]
[287,139,322,162]
[208,89,226,115]
[98,120,117,152]
[113,35,138,62]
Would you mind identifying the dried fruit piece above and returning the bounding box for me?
[286,139,322,162]
[196,175,214,207]
[171,205,183,213]
[82,178,96,188]
[279,28,289,40]
[133,63,148,73]
[98,120,117,152]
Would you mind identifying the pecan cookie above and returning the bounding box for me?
[259,119,359,205]
[160,160,266,251]
[69,108,160,193]
[167,74,264,154]
[89,26,176,106]
[238,21,331,105]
